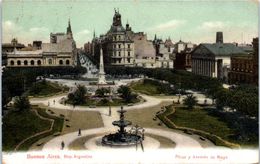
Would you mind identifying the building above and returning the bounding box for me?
[229,37,258,85]
[84,42,92,54]
[5,20,77,67]
[91,9,174,69]
[2,38,26,66]
[153,36,175,68]
[173,40,196,70]
[191,32,249,81]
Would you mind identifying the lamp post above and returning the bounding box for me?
[130,124,145,152]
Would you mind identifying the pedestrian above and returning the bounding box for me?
[48,101,50,106]
[53,100,55,105]
[78,128,81,136]
[109,106,111,116]
[61,141,65,150]
[204,99,207,104]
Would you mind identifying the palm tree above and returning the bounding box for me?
[183,94,198,109]
[117,85,132,102]
[13,96,31,111]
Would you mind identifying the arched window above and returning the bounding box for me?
[59,60,63,65]
[10,60,14,66]
[31,60,35,65]
[17,60,21,65]
[37,60,41,65]
[66,60,70,65]
[24,60,28,65]
[48,59,52,65]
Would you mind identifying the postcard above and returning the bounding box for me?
[2,0,259,163]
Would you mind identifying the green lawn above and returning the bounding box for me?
[167,107,235,141]
[131,81,159,95]
[2,109,51,151]
[27,81,67,97]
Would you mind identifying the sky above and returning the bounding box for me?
[2,0,259,48]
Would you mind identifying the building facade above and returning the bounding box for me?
[229,37,258,85]
[191,32,249,80]
[173,40,196,70]
[91,9,174,69]
[5,20,77,67]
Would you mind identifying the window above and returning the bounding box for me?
[30,60,34,65]
[118,35,121,40]
[59,60,63,65]
[127,58,130,63]
[118,44,121,48]
[10,60,14,65]
[128,44,130,48]
[48,59,52,65]
[24,60,28,65]
[114,36,116,41]
[37,60,41,65]
[114,44,116,49]
[66,60,70,65]
[128,51,130,56]
[118,51,121,56]
[17,60,21,65]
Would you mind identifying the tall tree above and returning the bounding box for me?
[13,96,31,111]
[117,85,132,102]
[183,94,198,109]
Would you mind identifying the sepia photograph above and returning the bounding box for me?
[1,0,259,163]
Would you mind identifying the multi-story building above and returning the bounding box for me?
[173,40,196,70]
[91,9,174,69]
[5,20,77,67]
[191,32,249,81]
[229,37,258,85]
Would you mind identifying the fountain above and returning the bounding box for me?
[102,106,144,146]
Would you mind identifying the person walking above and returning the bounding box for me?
[61,141,65,150]
[53,99,55,105]
[109,106,111,116]
[78,128,81,136]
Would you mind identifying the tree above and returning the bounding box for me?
[13,96,31,111]
[95,88,110,97]
[67,85,87,105]
[117,85,132,102]
[183,94,198,109]
[215,89,231,110]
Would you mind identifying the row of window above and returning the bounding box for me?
[113,44,131,49]
[113,51,131,57]
[9,59,70,66]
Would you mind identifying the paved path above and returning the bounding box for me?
[32,92,206,151]
[29,78,217,150]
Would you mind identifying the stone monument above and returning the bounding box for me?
[98,48,107,85]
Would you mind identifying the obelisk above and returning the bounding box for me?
[98,48,107,85]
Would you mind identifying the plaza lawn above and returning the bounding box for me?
[2,109,52,151]
[167,107,235,142]
[27,81,67,97]
[131,81,159,95]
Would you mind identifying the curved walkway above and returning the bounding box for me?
[31,92,208,150]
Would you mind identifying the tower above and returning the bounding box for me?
[98,48,107,85]
[216,32,223,43]
[67,19,73,39]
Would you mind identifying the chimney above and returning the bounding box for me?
[216,32,223,43]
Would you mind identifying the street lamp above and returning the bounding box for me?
[129,124,145,152]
